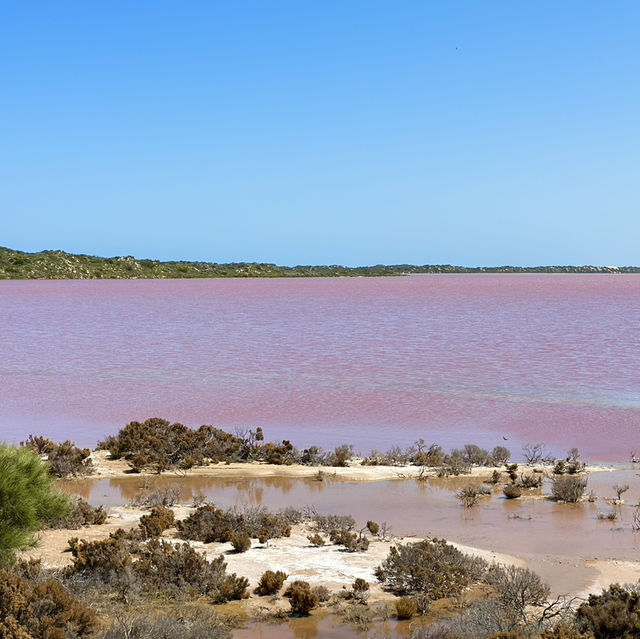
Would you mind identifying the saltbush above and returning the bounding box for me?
[50,496,107,529]
[396,596,419,619]
[285,580,319,615]
[138,506,175,538]
[552,476,588,503]
[375,538,487,598]
[0,570,96,638]
[255,570,288,595]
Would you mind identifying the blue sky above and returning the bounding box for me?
[1,1,639,266]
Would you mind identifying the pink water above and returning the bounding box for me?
[1,275,639,459]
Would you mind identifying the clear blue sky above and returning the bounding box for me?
[1,1,639,266]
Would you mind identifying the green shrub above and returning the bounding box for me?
[367,520,380,535]
[0,445,71,566]
[255,570,288,595]
[375,538,487,598]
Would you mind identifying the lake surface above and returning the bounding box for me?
[1,275,639,460]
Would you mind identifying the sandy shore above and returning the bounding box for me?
[88,450,617,483]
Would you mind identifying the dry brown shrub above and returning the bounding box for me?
[139,506,175,538]
[255,570,288,595]
[0,570,96,638]
[396,596,418,619]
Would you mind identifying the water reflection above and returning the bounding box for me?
[62,469,640,563]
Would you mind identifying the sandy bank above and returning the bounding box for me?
[87,450,616,483]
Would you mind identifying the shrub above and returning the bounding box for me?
[325,444,354,467]
[517,473,542,489]
[131,486,182,507]
[177,504,290,544]
[597,511,617,521]
[576,583,640,639]
[46,440,95,478]
[456,484,490,507]
[367,520,380,535]
[522,443,548,466]
[312,513,356,535]
[396,596,418,619]
[230,532,251,553]
[312,584,331,602]
[285,580,318,615]
[66,537,133,582]
[50,496,107,529]
[0,445,71,566]
[330,529,369,552]
[0,570,96,638]
[485,564,550,619]
[22,434,57,455]
[613,484,630,501]
[307,533,325,547]
[412,442,445,467]
[462,444,491,466]
[441,450,472,476]
[375,538,487,598]
[552,476,588,503]
[255,570,288,595]
[139,506,175,538]
[503,484,522,499]
[100,612,231,639]
[490,446,511,465]
[134,539,248,602]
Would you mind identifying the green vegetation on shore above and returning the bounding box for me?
[1,246,637,279]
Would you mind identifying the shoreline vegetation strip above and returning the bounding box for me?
[1,246,638,279]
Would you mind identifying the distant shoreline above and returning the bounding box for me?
[2,246,638,279]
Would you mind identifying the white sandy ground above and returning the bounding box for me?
[88,450,616,482]
[26,505,640,604]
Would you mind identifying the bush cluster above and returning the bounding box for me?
[24,435,94,478]
[284,580,319,615]
[551,476,588,503]
[255,569,288,595]
[138,506,175,538]
[98,418,356,471]
[0,570,96,638]
[177,504,291,545]
[49,496,107,529]
[65,535,249,603]
[375,538,488,599]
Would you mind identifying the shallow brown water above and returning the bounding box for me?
[65,469,640,564]
[3,275,640,460]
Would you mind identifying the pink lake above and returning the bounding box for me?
[1,275,639,460]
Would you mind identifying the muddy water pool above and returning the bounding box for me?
[63,468,640,563]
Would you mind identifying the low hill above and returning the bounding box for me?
[0,247,636,279]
